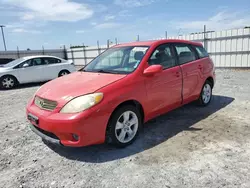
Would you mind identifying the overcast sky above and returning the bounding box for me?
[0,0,250,50]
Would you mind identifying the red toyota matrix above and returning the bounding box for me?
[26,40,216,147]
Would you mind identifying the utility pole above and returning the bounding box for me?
[0,25,7,51]
[178,28,182,36]
[203,25,207,50]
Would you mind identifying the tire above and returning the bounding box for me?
[198,80,213,106]
[106,105,142,148]
[58,70,70,77]
[0,75,18,89]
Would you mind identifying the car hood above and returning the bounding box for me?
[36,71,126,105]
[0,67,11,72]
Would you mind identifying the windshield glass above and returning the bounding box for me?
[83,46,149,74]
[2,57,26,67]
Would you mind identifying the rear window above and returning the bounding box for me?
[194,46,209,58]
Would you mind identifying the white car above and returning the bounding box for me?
[0,55,76,89]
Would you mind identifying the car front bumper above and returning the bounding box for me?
[29,124,61,145]
[26,102,111,147]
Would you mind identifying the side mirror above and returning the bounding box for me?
[143,65,163,76]
[22,63,29,68]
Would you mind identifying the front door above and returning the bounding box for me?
[144,44,182,118]
[16,58,46,83]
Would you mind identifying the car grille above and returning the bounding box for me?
[34,96,57,111]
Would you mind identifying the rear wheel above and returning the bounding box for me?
[198,80,212,106]
[0,75,18,89]
[106,105,141,147]
[58,70,70,77]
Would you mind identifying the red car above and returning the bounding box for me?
[26,39,215,147]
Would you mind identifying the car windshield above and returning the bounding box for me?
[82,46,149,74]
[2,57,26,67]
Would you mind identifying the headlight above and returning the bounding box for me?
[30,86,42,101]
[60,93,103,113]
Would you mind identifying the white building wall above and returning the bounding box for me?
[169,27,250,67]
[67,27,250,67]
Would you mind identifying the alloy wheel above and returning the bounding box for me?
[2,77,15,88]
[202,83,212,104]
[115,111,139,143]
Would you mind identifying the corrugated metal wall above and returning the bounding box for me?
[168,27,250,67]
[66,45,114,66]
[0,49,66,59]
[69,27,250,67]
[1,27,249,67]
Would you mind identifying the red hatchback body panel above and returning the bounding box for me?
[26,39,216,147]
[36,71,127,106]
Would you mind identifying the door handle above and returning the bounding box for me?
[175,72,180,77]
[198,65,203,69]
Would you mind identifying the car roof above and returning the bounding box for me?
[22,55,64,59]
[114,39,203,47]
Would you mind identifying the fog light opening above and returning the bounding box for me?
[72,134,79,141]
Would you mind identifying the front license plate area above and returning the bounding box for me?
[27,113,39,125]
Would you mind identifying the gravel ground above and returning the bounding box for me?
[0,69,250,188]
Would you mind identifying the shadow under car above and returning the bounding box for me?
[43,95,234,163]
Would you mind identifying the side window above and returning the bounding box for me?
[17,59,33,68]
[174,44,196,65]
[194,46,209,58]
[148,44,176,69]
[43,58,61,64]
[32,58,43,66]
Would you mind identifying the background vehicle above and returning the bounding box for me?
[0,58,14,65]
[26,39,215,148]
[0,55,76,89]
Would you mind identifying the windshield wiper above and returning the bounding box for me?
[96,69,114,73]
[80,69,121,74]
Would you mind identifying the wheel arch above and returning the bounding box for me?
[105,99,145,146]
[0,74,19,84]
[206,76,214,88]
[107,99,145,128]
[58,69,70,77]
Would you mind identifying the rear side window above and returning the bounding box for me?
[174,44,196,65]
[194,46,209,58]
[43,58,62,64]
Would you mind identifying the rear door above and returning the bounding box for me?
[173,43,203,104]
[193,45,214,76]
[42,57,64,80]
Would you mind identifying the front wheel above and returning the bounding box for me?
[198,80,213,106]
[0,75,18,89]
[106,105,141,147]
